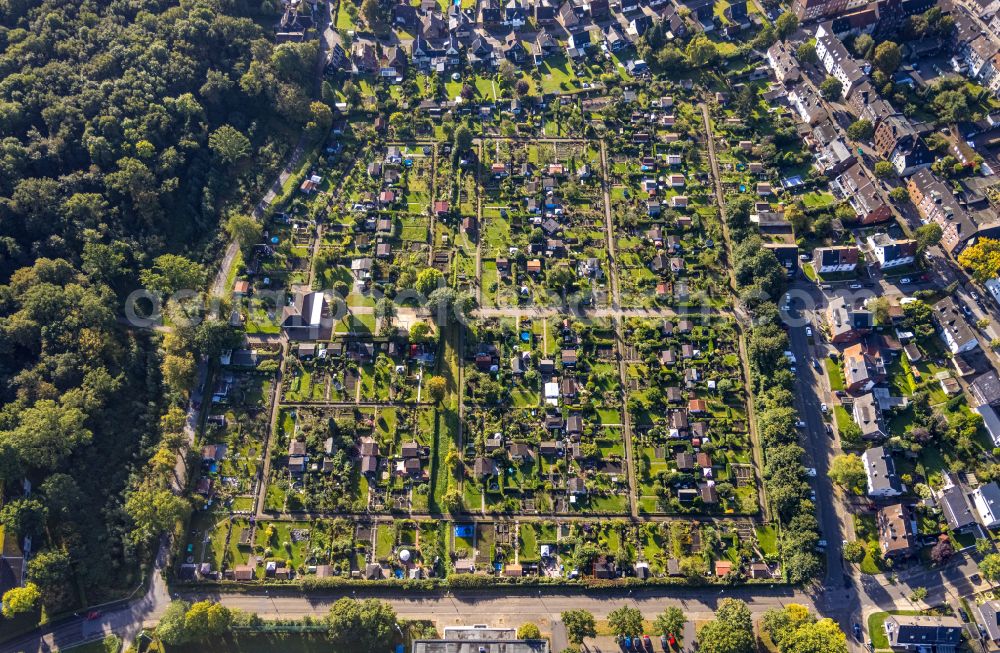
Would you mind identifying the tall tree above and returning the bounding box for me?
[775,12,799,39]
[653,607,686,638]
[607,606,644,637]
[327,598,399,652]
[208,125,251,164]
[562,610,597,644]
[698,599,755,653]
[828,454,866,492]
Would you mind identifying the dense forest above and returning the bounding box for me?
[0,0,316,616]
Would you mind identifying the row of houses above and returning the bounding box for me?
[811,236,915,278]
[331,0,689,75]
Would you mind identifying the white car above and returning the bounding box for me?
[806,467,817,477]
[796,421,806,428]
[820,403,828,413]
[849,283,863,289]
[899,277,911,284]
[805,326,813,337]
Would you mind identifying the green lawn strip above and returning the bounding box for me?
[825,357,845,391]
[518,523,540,562]
[375,523,395,561]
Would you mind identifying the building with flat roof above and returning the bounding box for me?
[414,627,549,653]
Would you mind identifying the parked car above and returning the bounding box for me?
[853,623,862,640]
[849,283,863,289]
[820,403,828,413]
[805,326,813,337]
[899,277,911,284]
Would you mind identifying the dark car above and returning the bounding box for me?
[960,608,969,622]
[853,623,862,640]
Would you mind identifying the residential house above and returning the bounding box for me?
[503,32,527,63]
[833,165,891,224]
[379,46,407,78]
[853,392,887,439]
[876,503,915,559]
[815,24,865,95]
[907,169,1000,254]
[868,233,917,269]
[813,137,855,177]
[789,83,827,125]
[973,481,1000,528]
[566,31,589,58]
[813,246,859,274]
[862,446,904,498]
[971,371,1000,407]
[281,290,328,340]
[350,40,378,74]
[843,342,886,394]
[883,614,963,650]
[874,114,918,159]
[938,483,978,532]
[976,600,1000,646]
[890,139,935,177]
[933,297,980,354]
[557,0,581,31]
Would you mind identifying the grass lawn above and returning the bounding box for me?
[518,523,540,562]
[799,190,837,208]
[375,523,395,561]
[834,405,853,437]
[825,357,845,391]
[61,637,121,653]
[755,525,779,556]
[165,634,375,653]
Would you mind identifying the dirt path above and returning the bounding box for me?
[599,139,638,519]
[699,102,768,519]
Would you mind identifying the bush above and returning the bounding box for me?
[517,623,542,639]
